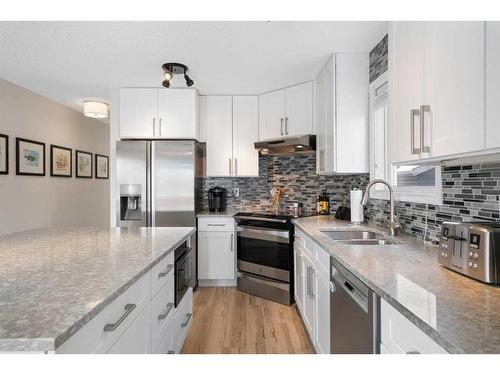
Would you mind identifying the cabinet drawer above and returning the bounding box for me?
[380,299,447,354]
[295,228,315,261]
[57,271,151,353]
[198,217,235,232]
[107,304,152,354]
[151,272,175,352]
[174,287,193,353]
[155,320,176,354]
[151,250,175,298]
[314,244,330,279]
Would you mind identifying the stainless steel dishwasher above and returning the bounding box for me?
[330,257,379,353]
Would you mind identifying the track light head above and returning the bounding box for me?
[162,79,170,88]
[184,74,194,87]
[161,62,194,88]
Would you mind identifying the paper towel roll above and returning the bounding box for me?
[350,189,364,224]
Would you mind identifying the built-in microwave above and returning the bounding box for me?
[174,245,194,307]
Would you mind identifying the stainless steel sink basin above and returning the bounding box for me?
[336,239,395,246]
[321,230,384,241]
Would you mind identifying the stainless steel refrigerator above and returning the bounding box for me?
[116,140,205,287]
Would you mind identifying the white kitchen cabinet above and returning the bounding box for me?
[389,21,487,163]
[284,82,314,136]
[258,89,285,140]
[205,96,234,176]
[301,255,315,340]
[108,304,152,354]
[486,21,500,149]
[120,88,157,138]
[294,246,304,312]
[259,82,314,140]
[380,299,447,354]
[198,217,236,283]
[120,88,199,139]
[173,287,194,353]
[315,54,369,174]
[314,270,330,354]
[232,96,259,176]
[158,89,199,139]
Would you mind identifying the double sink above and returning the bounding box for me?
[320,228,395,245]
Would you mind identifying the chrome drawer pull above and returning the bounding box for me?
[158,302,175,320]
[407,350,421,354]
[158,264,174,278]
[167,350,175,354]
[207,223,225,227]
[103,303,136,332]
[181,313,192,327]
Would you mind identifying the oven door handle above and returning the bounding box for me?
[237,226,290,244]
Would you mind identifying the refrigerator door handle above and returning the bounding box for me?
[150,142,156,227]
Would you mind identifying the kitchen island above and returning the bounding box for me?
[0,226,195,353]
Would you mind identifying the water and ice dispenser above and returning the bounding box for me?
[120,184,142,221]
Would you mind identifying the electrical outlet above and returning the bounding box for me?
[233,188,240,197]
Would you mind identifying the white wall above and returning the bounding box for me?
[0,78,110,235]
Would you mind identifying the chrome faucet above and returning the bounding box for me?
[361,179,401,236]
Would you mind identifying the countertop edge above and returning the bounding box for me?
[292,220,461,354]
[42,227,196,352]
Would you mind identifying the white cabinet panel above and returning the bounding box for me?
[174,288,193,353]
[486,21,500,149]
[314,271,330,354]
[151,273,175,352]
[120,88,157,138]
[198,231,235,280]
[232,96,259,176]
[259,89,285,140]
[430,22,485,157]
[302,255,315,341]
[285,82,314,136]
[158,89,198,139]
[294,246,304,312]
[108,304,152,354]
[205,96,233,176]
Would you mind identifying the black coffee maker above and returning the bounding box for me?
[208,187,228,212]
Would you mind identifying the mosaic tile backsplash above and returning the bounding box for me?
[203,156,500,245]
[369,34,388,83]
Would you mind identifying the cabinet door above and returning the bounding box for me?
[486,22,500,149]
[301,256,315,341]
[107,304,152,354]
[314,271,330,354]
[232,96,259,176]
[205,96,234,176]
[429,22,485,157]
[388,22,427,163]
[285,82,314,136]
[259,89,285,140]
[198,231,235,280]
[294,247,304,312]
[157,89,198,139]
[120,88,158,138]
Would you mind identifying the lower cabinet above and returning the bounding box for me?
[314,271,331,354]
[301,255,316,338]
[108,304,152,354]
[294,247,304,311]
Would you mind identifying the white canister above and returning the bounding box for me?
[350,189,364,224]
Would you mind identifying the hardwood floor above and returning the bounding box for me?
[181,287,314,354]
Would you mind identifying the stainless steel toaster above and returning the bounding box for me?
[438,222,500,284]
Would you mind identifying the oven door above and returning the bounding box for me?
[175,247,193,307]
[237,225,291,282]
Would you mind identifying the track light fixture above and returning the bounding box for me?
[161,63,194,88]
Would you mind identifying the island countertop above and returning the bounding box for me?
[0,226,195,352]
[293,216,500,354]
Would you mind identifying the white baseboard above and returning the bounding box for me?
[198,279,237,287]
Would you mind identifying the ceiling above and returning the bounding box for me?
[0,21,387,119]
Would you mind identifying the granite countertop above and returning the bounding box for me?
[197,210,236,217]
[0,226,195,352]
[293,216,500,354]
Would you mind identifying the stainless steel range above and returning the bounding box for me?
[439,221,500,284]
[234,212,294,305]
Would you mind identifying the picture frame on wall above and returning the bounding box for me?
[0,134,8,175]
[16,137,45,176]
[95,154,109,179]
[75,150,92,178]
[50,145,72,177]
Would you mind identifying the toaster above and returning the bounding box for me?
[438,221,500,284]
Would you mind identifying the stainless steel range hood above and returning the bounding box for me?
[254,135,316,156]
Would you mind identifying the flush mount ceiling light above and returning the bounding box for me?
[162,62,194,88]
[83,101,109,118]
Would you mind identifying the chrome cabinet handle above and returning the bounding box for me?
[158,302,174,320]
[228,158,232,175]
[410,109,420,155]
[407,350,421,354]
[181,313,192,327]
[158,264,174,278]
[167,350,175,354]
[235,158,238,175]
[285,117,289,135]
[420,105,431,153]
[159,118,162,137]
[153,118,156,137]
[310,268,315,298]
[207,223,225,227]
[329,281,336,293]
[230,233,234,252]
[306,266,311,297]
[103,304,136,332]
[280,118,284,135]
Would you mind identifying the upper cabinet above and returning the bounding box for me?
[258,82,314,140]
[315,53,369,174]
[389,21,487,163]
[119,88,199,139]
[486,21,500,149]
[201,95,259,177]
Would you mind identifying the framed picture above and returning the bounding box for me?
[95,154,109,179]
[75,150,92,178]
[16,137,45,176]
[50,145,72,177]
[0,134,8,175]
